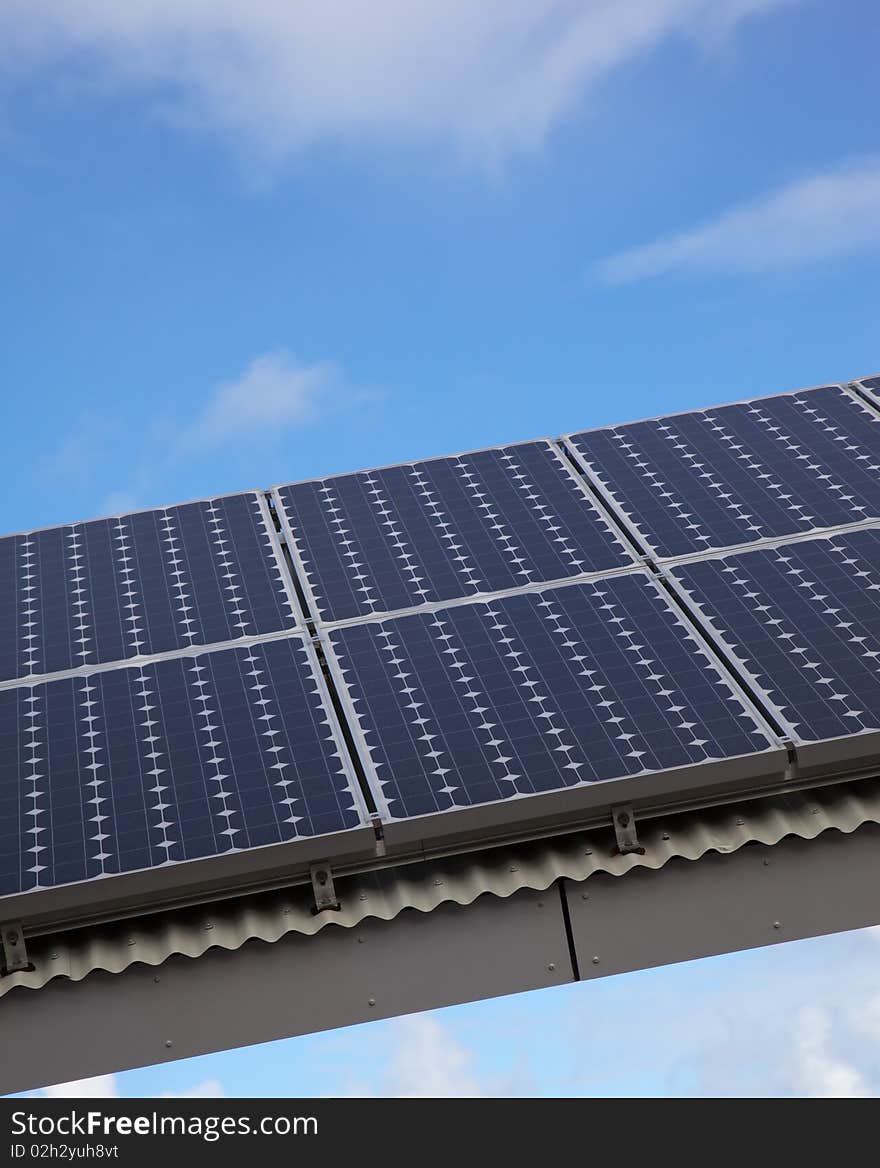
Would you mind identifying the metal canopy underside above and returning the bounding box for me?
[3,373,880,1094]
[3,776,880,1095]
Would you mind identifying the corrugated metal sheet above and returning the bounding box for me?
[3,777,879,997]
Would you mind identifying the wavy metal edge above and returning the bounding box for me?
[4,778,880,997]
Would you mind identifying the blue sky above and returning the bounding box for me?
[1,0,878,1097]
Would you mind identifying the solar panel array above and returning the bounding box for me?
[3,376,879,912]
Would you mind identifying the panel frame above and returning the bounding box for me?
[0,633,376,930]
[320,571,789,852]
[561,381,880,563]
[270,437,641,626]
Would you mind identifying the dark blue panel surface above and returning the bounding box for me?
[328,576,773,822]
[671,529,880,744]
[0,494,298,683]
[569,387,880,559]
[0,638,362,897]
[277,442,632,623]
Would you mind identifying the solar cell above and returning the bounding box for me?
[325,574,782,843]
[567,386,880,560]
[0,493,299,684]
[0,636,367,900]
[668,527,880,767]
[274,442,634,624]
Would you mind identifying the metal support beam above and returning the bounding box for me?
[3,825,880,1097]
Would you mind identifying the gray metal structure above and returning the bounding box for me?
[3,374,880,1096]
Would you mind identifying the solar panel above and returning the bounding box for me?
[0,636,368,900]
[0,493,300,683]
[567,386,880,560]
[274,442,634,624]
[324,574,783,843]
[668,527,880,768]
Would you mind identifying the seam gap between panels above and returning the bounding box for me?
[651,569,792,746]
[310,634,381,826]
[847,381,880,421]
[262,489,384,831]
[263,490,318,626]
[552,437,652,560]
[652,518,880,569]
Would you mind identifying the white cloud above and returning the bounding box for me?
[384,1016,489,1098]
[187,351,337,446]
[594,158,880,283]
[38,1074,224,1099]
[0,1,798,162]
[161,1079,225,1099]
[793,1007,871,1099]
[42,1075,119,1099]
[338,1015,524,1098]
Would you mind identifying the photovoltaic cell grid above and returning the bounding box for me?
[275,441,633,624]
[0,493,299,683]
[568,386,880,560]
[0,638,364,897]
[670,528,880,745]
[326,575,774,822]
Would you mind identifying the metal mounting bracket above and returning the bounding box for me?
[310,865,340,914]
[1,922,30,975]
[611,805,645,856]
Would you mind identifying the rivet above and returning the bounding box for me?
[357,937,365,944]
[164,1040,173,1048]
[537,901,544,908]
[581,893,589,900]
[735,818,745,826]
[202,922,214,931]
[585,849,593,856]
[509,865,519,873]
[127,938,137,947]
[433,879,443,886]
[368,998,376,1007]
[592,956,600,965]
[153,976,161,983]
[661,832,670,841]
[359,893,368,901]
[763,859,770,867]
[282,907,291,915]
[548,963,556,971]
[773,921,781,930]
